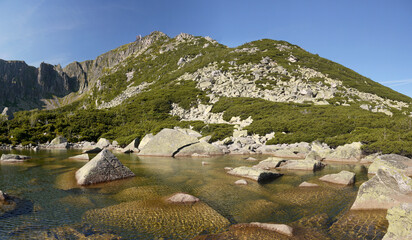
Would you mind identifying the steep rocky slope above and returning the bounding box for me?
[1,31,412,155]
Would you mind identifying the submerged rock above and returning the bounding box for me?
[138,128,199,157]
[75,149,135,185]
[227,166,283,183]
[0,154,31,162]
[82,200,230,239]
[319,170,355,185]
[249,222,294,237]
[235,179,248,185]
[69,154,89,161]
[383,203,412,240]
[299,181,319,187]
[351,168,412,210]
[167,193,199,203]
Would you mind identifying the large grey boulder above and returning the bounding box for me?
[277,159,325,171]
[253,157,286,170]
[174,127,202,138]
[82,147,102,154]
[1,154,31,162]
[368,154,412,176]
[319,170,355,185]
[325,142,362,162]
[137,133,154,149]
[138,129,199,157]
[96,138,111,148]
[227,166,283,183]
[310,141,333,158]
[75,149,135,185]
[50,136,67,145]
[383,203,412,240]
[351,168,412,210]
[305,150,323,161]
[174,141,223,157]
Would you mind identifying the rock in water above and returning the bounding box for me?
[174,141,223,157]
[138,128,199,157]
[325,142,362,162]
[137,133,154,149]
[299,181,319,187]
[277,159,325,171]
[368,154,412,176]
[253,157,286,170]
[351,168,412,210]
[122,138,140,153]
[319,170,355,185]
[96,138,111,148]
[82,147,102,154]
[69,154,89,161]
[167,193,199,203]
[50,136,67,145]
[227,166,283,183]
[75,149,135,185]
[0,154,31,162]
[383,203,412,240]
[235,179,248,185]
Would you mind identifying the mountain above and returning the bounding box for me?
[1,31,412,155]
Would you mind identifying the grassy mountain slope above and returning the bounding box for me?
[1,32,412,155]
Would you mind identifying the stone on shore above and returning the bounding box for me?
[253,157,285,170]
[1,154,31,162]
[174,141,223,157]
[227,166,283,183]
[75,149,135,185]
[249,222,294,237]
[138,128,199,157]
[368,154,412,176]
[69,154,89,161]
[277,159,325,171]
[167,193,199,203]
[319,170,355,185]
[383,203,412,240]
[351,168,412,210]
[51,136,67,145]
[122,138,140,153]
[82,147,102,154]
[299,181,319,187]
[96,138,111,148]
[325,142,362,162]
[305,150,323,161]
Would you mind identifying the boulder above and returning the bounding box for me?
[82,147,102,154]
[227,166,283,183]
[138,128,199,157]
[50,136,67,145]
[167,193,199,203]
[122,138,140,153]
[175,127,202,138]
[368,154,412,176]
[75,149,135,185]
[69,154,89,161]
[310,141,333,158]
[0,190,9,201]
[245,157,257,161]
[319,170,355,185]
[137,133,154,149]
[383,203,412,240]
[277,159,325,171]
[360,153,380,164]
[96,138,111,148]
[249,222,294,237]
[235,179,248,185]
[253,157,286,170]
[299,181,319,187]
[174,141,223,157]
[305,150,323,161]
[325,142,362,162]
[351,168,412,210]
[1,154,31,162]
[224,167,233,171]
[271,149,300,158]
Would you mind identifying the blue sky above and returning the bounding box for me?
[0,0,411,96]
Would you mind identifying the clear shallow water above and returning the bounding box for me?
[0,150,387,239]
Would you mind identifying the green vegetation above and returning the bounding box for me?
[1,34,412,157]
